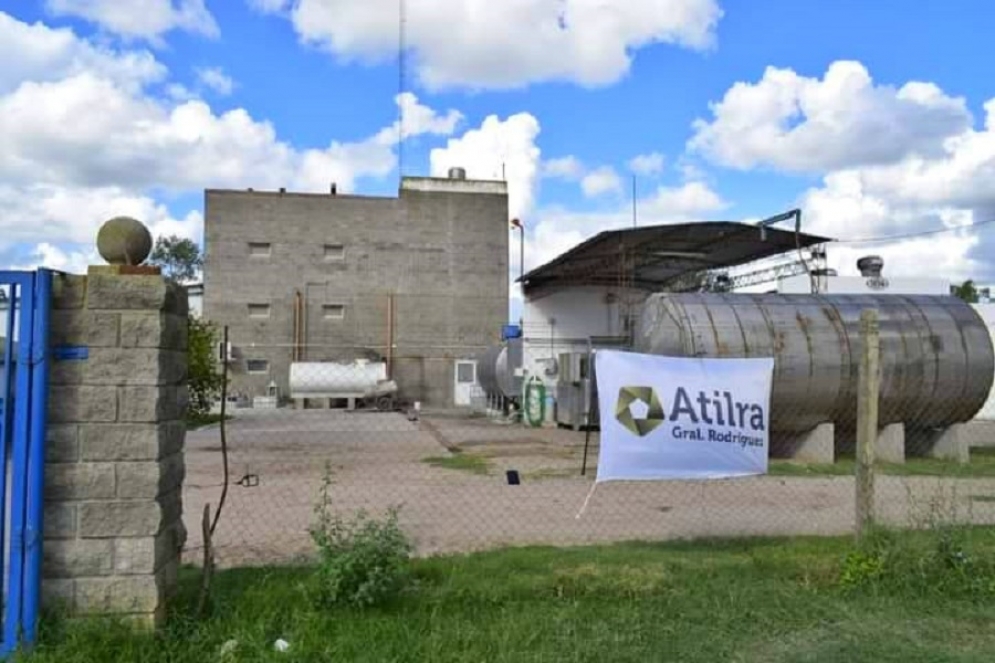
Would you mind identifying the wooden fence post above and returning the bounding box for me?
[856,308,880,541]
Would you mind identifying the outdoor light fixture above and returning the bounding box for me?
[511,218,525,284]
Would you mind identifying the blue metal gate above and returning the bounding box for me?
[0,270,51,656]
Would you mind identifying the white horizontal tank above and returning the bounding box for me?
[289,361,388,398]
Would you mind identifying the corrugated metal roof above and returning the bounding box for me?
[520,221,831,294]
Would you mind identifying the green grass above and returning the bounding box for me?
[21,531,995,662]
[770,447,995,478]
[423,453,492,475]
[523,467,583,481]
[185,413,230,430]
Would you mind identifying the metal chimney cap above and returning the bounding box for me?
[448,166,467,180]
[857,255,884,277]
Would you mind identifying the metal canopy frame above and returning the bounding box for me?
[519,220,832,296]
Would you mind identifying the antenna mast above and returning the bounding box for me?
[397,0,407,184]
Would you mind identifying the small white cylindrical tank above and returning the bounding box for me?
[289,361,387,398]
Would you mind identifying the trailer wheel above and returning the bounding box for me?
[376,395,395,411]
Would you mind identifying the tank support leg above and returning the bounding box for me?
[789,423,835,464]
[876,423,906,464]
[927,424,969,464]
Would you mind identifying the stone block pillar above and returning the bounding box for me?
[43,270,188,625]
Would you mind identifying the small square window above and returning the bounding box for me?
[323,304,345,320]
[247,303,271,318]
[323,244,345,260]
[248,242,271,257]
[246,359,269,374]
[457,362,476,384]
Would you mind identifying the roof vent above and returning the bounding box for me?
[857,255,884,278]
[448,167,467,180]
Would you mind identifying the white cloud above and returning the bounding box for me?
[581,166,623,198]
[542,156,585,180]
[254,0,722,90]
[689,60,971,172]
[801,170,991,281]
[196,66,234,96]
[0,71,457,195]
[248,0,290,11]
[686,59,995,282]
[0,11,165,94]
[10,242,98,275]
[430,113,541,219]
[0,11,461,272]
[165,82,196,101]
[642,180,726,218]
[629,152,665,175]
[790,94,995,281]
[528,180,728,271]
[0,182,203,275]
[373,92,463,144]
[46,0,219,41]
[0,183,203,246]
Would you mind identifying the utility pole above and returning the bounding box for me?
[397,0,407,185]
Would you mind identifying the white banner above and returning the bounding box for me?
[595,350,774,482]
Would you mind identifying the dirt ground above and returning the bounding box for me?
[183,410,995,567]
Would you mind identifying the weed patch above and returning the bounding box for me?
[423,453,491,475]
[307,467,412,608]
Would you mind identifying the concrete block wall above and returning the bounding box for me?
[43,272,188,625]
[203,182,509,405]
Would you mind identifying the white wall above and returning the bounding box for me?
[520,286,645,418]
[188,291,203,318]
[779,274,949,295]
[522,286,645,339]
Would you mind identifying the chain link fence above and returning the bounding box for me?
[181,308,995,568]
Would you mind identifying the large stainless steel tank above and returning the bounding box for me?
[636,294,994,432]
[476,340,523,400]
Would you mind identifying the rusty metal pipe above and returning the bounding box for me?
[386,293,394,379]
[292,290,302,362]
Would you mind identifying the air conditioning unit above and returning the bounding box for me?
[217,342,234,363]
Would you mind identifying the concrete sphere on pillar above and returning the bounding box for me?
[96,216,153,266]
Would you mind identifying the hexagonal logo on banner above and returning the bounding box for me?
[615,386,665,437]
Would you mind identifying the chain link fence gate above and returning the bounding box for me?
[181,325,995,569]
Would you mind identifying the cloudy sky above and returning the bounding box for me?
[3,1,995,287]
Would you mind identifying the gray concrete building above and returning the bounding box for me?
[202,173,510,406]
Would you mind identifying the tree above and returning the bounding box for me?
[188,317,224,419]
[952,280,979,303]
[149,235,203,283]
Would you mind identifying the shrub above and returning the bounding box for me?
[187,317,224,419]
[838,526,995,600]
[839,548,886,590]
[309,467,412,608]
